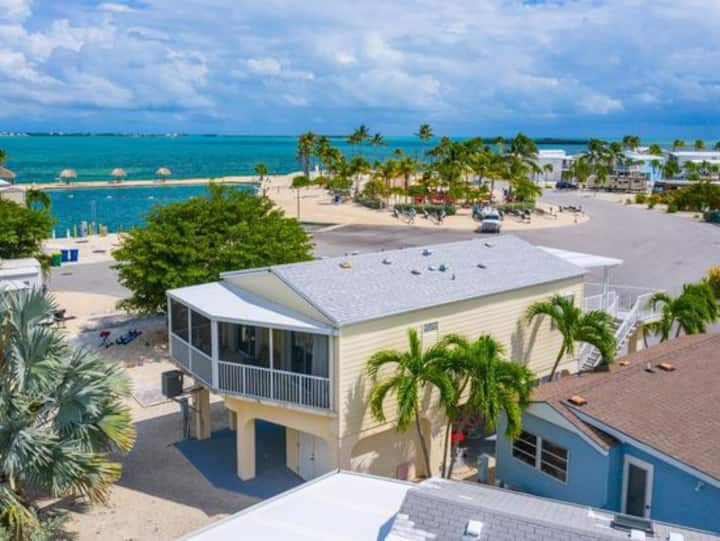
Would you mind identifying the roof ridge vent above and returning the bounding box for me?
[422,248,432,256]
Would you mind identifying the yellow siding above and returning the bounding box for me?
[225,272,332,324]
[336,277,584,439]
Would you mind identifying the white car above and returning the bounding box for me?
[478,213,502,234]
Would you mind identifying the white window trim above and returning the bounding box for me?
[512,431,569,485]
[621,455,654,518]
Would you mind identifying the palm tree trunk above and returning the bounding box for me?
[414,409,432,478]
[441,421,452,478]
[548,345,566,380]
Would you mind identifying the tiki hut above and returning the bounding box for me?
[111,168,127,182]
[59,169,77,183]
[155,167,172,181]
[0,167,16,182]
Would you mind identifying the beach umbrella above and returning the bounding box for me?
[156,167,172,181]
[0,167,16,182]
[111,168,127,181]
[0,179,10,189]
[59,169,77,182]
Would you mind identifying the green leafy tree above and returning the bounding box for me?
[367,329,456,477]
[254,163,268,180]
[0,289,135,538]
[526,295,616,379]
[439,334,535,478]
[0,199,54,260]
[113,184,313,314]
[291,175,314,218]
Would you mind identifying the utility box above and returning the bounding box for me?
[162,370,184,399]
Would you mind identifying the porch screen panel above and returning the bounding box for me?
[170,299,189,341]
[190,310,212,356]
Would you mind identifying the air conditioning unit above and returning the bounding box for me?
[162,370,184,398]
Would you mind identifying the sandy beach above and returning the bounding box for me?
[19,175,258,192]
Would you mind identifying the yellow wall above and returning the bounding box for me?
[286,427,299,474]
[225,272,332,324]
[336,277,584,440]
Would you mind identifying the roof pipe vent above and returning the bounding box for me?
[484,242,494,248]
[411,269,422,276]
[382,258,392,265]
[568,395,587,406]
[422,248,432,256]
[477,263,486,269]
[428,265,437,271]
[438,264,449,272]
[463,520,484,539]
[339,261,352,270]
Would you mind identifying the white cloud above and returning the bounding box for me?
[246,57,282,76]
[98,3,135,13]
[579,94,624,115]
[0,0,32,22]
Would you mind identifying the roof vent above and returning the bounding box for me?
[477,263,486,269]
[422,248,432,256]
[618,360,631,366]
[411,269,422,276]
[645,362,655,373]
[667,533,685,541]
[464,520,484,538]
[428,265,437,271]
[339,261,352,270]
[484,242,494,248]
[382,258,392,265]
[351,250,359,255]
[630,530,647,540]
[438,264,449,272]
[568,395,588,406]
[658,362,675,372]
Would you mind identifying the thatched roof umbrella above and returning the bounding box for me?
[111,168,127,182]
[155,167,172,182]
[0,179,11,189]
[59,169,77,183]
[0,167,16,182]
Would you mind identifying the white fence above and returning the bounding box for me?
[217,361,331,410]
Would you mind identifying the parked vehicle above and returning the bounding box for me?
[477,212,502,233]
[555,181,578,190]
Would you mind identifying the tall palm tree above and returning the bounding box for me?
[416,124,433,161]
[647,143,663,156]
[694,139,706,151]
[254,163,269,181]
[714,141,720,151]
[672,139,686,151]
[396,156,417,203]
[526,295,616,379]
[370,133,385,160]
[296,132,317,178]
[649,282,718,340]
[367,328,456,477]
[0,289,135,537]
[24,189,51,211]
[440,334,535,478]
[622,135,641,150]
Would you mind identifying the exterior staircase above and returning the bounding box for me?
[577,286,660,372]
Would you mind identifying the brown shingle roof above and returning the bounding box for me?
[532,333,720,481]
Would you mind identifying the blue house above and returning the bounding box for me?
[496,333,720,534]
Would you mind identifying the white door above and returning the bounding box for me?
[622,456,654,518]
[298,432,330,481]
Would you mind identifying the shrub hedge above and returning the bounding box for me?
[394,203,457,216]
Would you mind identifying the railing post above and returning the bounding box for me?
[211,320,219,389]
[328,334,334,411]
[269,328,274,401]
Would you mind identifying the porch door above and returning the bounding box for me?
[623,457,653,517]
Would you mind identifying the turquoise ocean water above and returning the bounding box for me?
[1,135,591,234]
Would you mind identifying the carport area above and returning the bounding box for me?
[176,420,304,499]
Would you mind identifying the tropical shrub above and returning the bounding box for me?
[634,193,647,204]
[113,184,313,314]
[354,196,383,210]
[394,203,457,216]
[705,266,720,298]
[0,199,54,260]
[649,282,719,340]
[671,181,720,212]
[496,202,535,213]
[647,195,658,209]
[666,202,678,213]
[703,210,720,224]
[0,290,135,538]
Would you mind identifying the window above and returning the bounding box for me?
[512,430,568,483]
[170,299,189,341]
[190,310,212,357]
[218,323,270,367]
[512,431,538,467]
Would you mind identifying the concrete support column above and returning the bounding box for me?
[193,387,211,440]
[236,418,256,480]
[628,326,644,354]
[226,409,237,432]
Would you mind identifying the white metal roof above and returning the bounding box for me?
[167,281,334,334]
[0,280,30,291]
[180,471,412,541]
[538,247,622,269]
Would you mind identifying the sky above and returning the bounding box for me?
[0,0,719,139]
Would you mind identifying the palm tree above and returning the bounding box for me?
[291,175,313,219]
[24,189,51,211]
[396,156,418,203]
[647,143,663,156]
[440,335,535,478]
[296,131,317,178]
[367,328,456,477]
[370,133,385,160]
[622,135,641,150]
[714,141,720,151]
[254,163,268,181]
[649,282,718,340]
[526,295,616,379]
[672,139,686,151]
[0,289,135,537]
[694,139,706,151]
[416,124,433,160]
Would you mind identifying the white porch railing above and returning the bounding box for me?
[217,361,331,410]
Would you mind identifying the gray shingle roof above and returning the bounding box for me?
[390,478,719,541]
[227,236,586,326]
